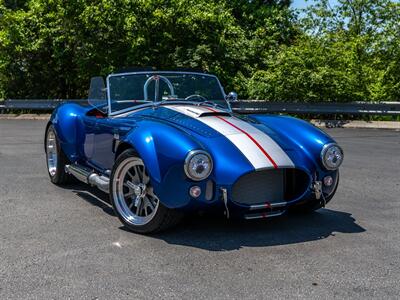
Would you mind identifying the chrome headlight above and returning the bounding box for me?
[321,143,344,170]
[184,150,213,181]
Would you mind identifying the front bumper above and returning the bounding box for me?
[155,164,339,219]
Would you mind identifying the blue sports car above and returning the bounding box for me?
[45,70,343,233]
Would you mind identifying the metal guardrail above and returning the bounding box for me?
[230,101,400,116]
[0,99,399,116]
[1,99,87,112]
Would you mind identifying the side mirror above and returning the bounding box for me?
[226,91,238,102]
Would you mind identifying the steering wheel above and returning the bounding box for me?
[143,75,175,101]
[185,94,208,102]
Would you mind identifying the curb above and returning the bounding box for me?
[311,120,400,130]
[0,114,51,120]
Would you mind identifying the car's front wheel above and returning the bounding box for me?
[45,124,73,185]
[110,149,182,234]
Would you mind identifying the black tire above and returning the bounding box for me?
[110,149,183,234]
[45,124,74,185]
[289,173,340,214]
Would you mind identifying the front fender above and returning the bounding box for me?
[251,115,337,172]
[123,119,201,183]
[48,103,87,162]
[120,120,203,208]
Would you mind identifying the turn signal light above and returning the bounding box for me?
[189,186,202,198]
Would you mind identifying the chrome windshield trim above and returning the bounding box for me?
[108,70,220,79]
[109,100,231,118]
[106,71,228,116]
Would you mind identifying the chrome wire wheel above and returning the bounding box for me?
[112,157,160,226]
[46,128,58,177]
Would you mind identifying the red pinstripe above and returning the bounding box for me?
[205,107,278,169]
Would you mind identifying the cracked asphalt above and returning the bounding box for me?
[0,119,399,299]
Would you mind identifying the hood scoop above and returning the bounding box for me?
[181,107,231,118]
[197,111,231,118]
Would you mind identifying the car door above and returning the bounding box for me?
[80,113,114,171]
[90,118,116,171]
[82,115,97,162]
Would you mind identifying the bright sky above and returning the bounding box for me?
[291,0,339,9]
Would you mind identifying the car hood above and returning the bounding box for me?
[127,105,300,171]
[131,105,227,138]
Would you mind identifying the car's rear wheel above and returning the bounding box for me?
[110,149,182,234]
[45,124,73,185]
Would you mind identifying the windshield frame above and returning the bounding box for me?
[106,71,229,116]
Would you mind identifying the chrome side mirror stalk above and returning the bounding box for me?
[226,91,238,102]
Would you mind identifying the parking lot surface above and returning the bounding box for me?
[0,120,399,299]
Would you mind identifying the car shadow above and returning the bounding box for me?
[151,209,365,251]
[61,182,365,252]
[61,182,115,217]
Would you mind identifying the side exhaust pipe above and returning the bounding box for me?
[65,164,110,193]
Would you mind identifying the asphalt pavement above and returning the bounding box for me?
[0,120,399,299]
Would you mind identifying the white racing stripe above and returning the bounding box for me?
[167,105,294,169]
[222,116,294,168]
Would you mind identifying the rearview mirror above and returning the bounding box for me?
[226,91,238,102]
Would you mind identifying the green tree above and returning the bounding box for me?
[247,0,400,102]
[0,0,295,99]
[2,0,398,102]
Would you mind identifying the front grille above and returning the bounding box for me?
[232,169,310,206]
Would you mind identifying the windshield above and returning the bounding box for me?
[107,72,228,114]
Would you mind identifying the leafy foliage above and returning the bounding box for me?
[248,0,400,102]
[0,0,399,102]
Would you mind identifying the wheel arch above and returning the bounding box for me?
[48,103,87,162]
[44,121,53,151]
[117,121,200,185]
[115,142,138,161]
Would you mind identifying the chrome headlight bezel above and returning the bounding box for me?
[321,143,344,170]
[184,150,213,181]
